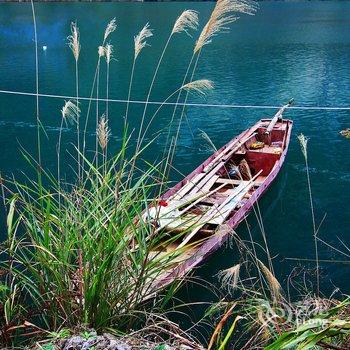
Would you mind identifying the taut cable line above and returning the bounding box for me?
[0,89,350,111]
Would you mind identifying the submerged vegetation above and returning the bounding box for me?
[0,0,349,349]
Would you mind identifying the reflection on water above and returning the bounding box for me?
[0,2,349,299]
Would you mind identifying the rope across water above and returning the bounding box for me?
[0,89,350,111]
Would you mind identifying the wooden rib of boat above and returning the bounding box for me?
[147,101,293,290]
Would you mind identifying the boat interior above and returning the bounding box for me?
[147,118,290,259]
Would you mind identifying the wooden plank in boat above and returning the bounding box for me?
[155,183,227,235]
[177,171,262,248]
[177,183,226,216]
[189,162,224,196]
[200,229,215,235]
[216,179,250,185]
[188,175,219,196]
[208,190,247,225]
[178,182,250,248]
[216,178,265,186]
[170,173,206,200]
[177,203,222,249]
[255,176,266,185]
[208,172,262,225]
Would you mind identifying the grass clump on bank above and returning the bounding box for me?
[0,146,185,333]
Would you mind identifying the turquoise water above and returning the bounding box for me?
[0,1,349,313]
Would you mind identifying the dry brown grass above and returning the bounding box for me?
[97,115,110,150]
[258,259,281,302]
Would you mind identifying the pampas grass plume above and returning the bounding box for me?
[68,22,80,61]
[105,44,113,65]
[61,100,80,125]
[182,79,214,95]
[134,23,153,59]
[171,10,199,36]
[194,0,256,53]
[97,115,110,150]
[104,18,117,42]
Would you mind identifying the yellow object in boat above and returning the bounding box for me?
[250,141,265,150]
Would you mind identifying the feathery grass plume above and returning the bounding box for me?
[61,100,80,125]
[125,23,153,125]
[97,115,110,150]
[298,133,319,295]
[68,22,80,62]
[298,133,308,160]
[165,0,256,184]
[134,10,198,162]
[104,44,114,122]
[217,264,240,294]
[199,129,217,152]
[171,10,199,36]
[134,23,153,59]
[68,21,81,180]
[95,46,105,164]
[137,79,212,147]
[58,100,80,197]
[104,44,113,65]
[163,78,214,181]
[134,78,211,153]
[82,18,116,163]
[98,45,105,58]
[258,259,281,303]
[104,17,117,42]
[181,79,214,95]
[194,0,256,53]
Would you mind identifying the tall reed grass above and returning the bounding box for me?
[68,22,81,180]
[298,133,320,296]
[0,148,187,336]
[166,0,257,179]
[0,1,257,345]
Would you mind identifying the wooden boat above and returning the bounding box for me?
[146,102,293,289]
